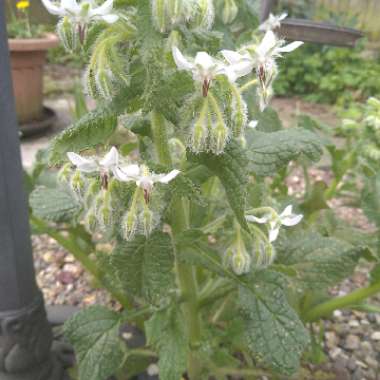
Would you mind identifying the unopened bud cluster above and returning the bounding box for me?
[151,0,215,33]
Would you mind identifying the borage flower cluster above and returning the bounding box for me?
[60,147,180,240]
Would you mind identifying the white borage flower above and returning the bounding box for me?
[41,0,119,25]
[67,146,120,187]
[172,47,251,96]
[172,47,226,96]
[259,12,288,32]
[246,205,303,243]
[114,164,180,202]
[220,49,255,83]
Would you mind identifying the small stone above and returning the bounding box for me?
[367,313,377,323]
[347,358,357,372]
[352,368,364,380]
[370,331,380,341]
[364,355,378,370]
[325,331,339,349]
[330,347,342,359]
[349,320,360,327]
[356,360,368,369]
[360,341,373,356]
[333,310,343,318]
[344,334,360,350]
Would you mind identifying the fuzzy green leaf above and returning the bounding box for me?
[111,231,175,304]
[30,186,80,222]
[276,232,362,290]
[238,271,310,375]
[246,128,324,176]
[64,306,125,380]
[48,103,117,165]
[361,173,380,227]
[188,140,249,229]
[145,308,188,380]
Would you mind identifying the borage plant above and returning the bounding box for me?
[31,1,378,379]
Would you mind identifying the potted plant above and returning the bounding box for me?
[7,0,58,134]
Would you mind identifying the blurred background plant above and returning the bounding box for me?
[6,0,48,38]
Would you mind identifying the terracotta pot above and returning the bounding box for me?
[8,33,59,124]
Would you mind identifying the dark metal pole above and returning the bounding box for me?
[0,4,68,379]
[260,0,277,23]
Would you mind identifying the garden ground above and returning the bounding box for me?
[25,64,380,380]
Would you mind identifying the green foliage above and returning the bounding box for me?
[246,128,324,176]
[146,308,188,380]
[362,173,380,227]
[274,43,380,107]
[64,306,125,380]
[276,232,365,290]
[110,232,175,304]
[239,271,310,375]
[188,140,249,229]
[30,186,80,222]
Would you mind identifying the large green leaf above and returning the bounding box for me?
[64,306,125,380]
[238,271,310,375]
[145,308,188,380]
[48,103,117,165]
[362,173,380,227]
[30,186,80,222]
[276,232,362,290]
[188,140,249,229]
[246,128,324,176]
[111,231,175,304]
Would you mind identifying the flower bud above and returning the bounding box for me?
[84,208,97,233]
[165,30,182,52]
[84,179,100,208]
[142,208,154,236]
[231,95,248,137]
[210,122,229,155]
[191,120,209,153]
[167,0,182,23]
[231,249,251,275]
[70,170,86,195]
[252,239,276,269]
[122,210,138,241]
[94,68,114,99]
[222,0,238,24]
[57,16,79,53]
[151,0,168,32]
[193,0,215,30]
[57,163,72,185]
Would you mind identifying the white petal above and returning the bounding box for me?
[269,226,280,242]
[248,120,258,129]
[100,13,119,23]
[90,0,114,16]
[61,0,80,13]
[99,146,119,168]
[114,164,140,181]
[245,215,269,224]
[281,214,303,227]
[279,41,303,53]
[172,47,193,71]
[280,205,293,217]
[278,12,288,21]
[67,152,98,173]
[257,31,277,56]
[157,170,181,184]
[41,0,64,15]
[221,50,244,64]
[224,60,254,82]
[194,52,215,71]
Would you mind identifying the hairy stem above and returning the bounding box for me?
[30,215,132,309]
[151,110,202,380]
[303,280,380,322]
